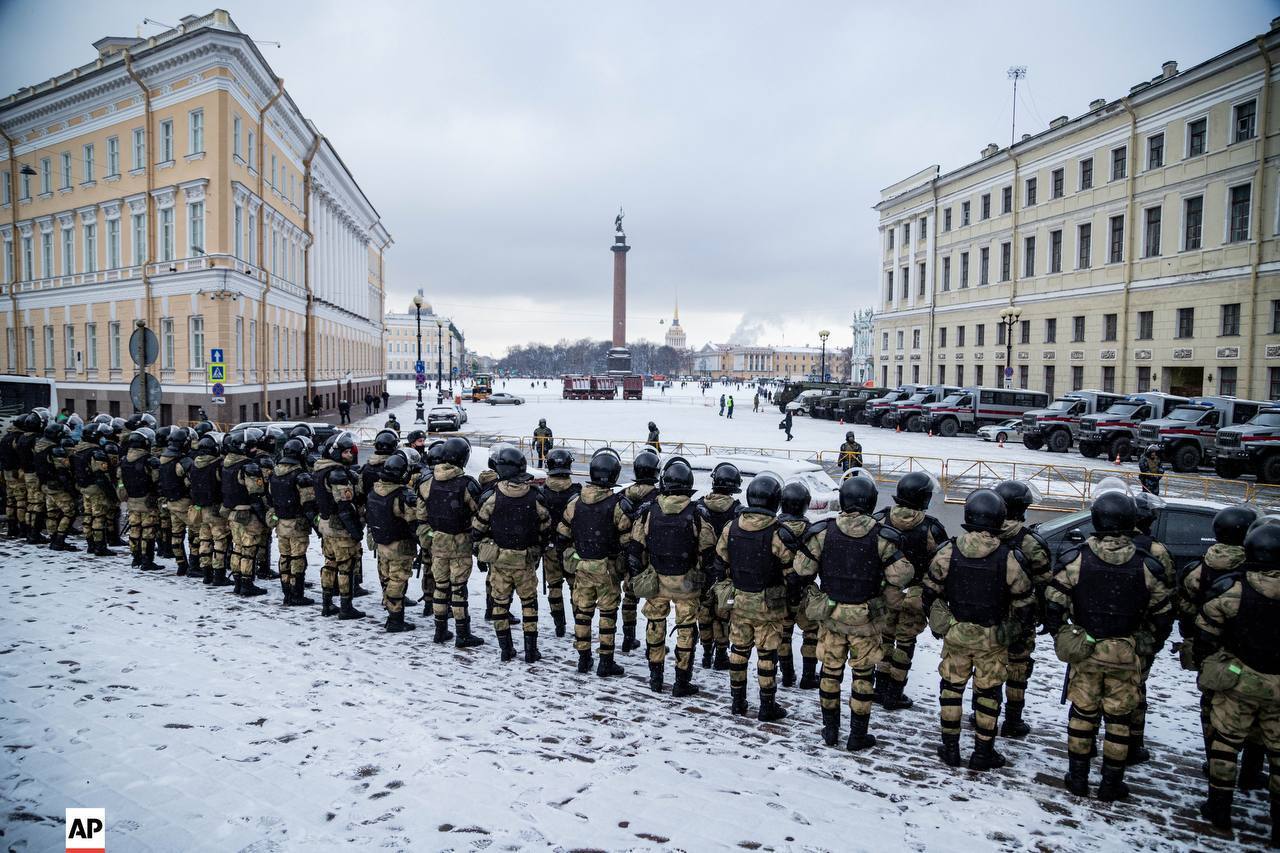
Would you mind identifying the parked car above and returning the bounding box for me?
[427,405,464,432]
[648,454,839,520]
[864,386,921,427]
[883,385,961,432]
[1033,497,1224,574]
[1077,392,1189,462]
[1214,406,1280,483]
[925,387,1049,438]
[977,418,1022,443]
[784,389,828,416]
[1137,395,1270,473]
[485,392,525,405]
[1021,390,1124,453]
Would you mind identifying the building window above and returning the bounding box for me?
[1273,299,1280,334]
[884,270,893,302]
[1079,157,1093,190]
[106,218,120,268]
[918,216,926,237]
[975,324,985,346]
[1103,314,1117,342]
[896,330,904,350]
[64,325,75,371]
[1025,177,1037,206]
[1187,117,1207,157]
[247,130,256,170]
[957,325,966,347]
[188,202,205,255]
[1143,206,1161,257]
[882,332,889,351]
[1176,306,1194,339]
[1147,134,1164,169]
[106,136,120,177]
[234,204,243,258]
[129,129,144,173]
[159,119,174,162]
[3,242,12,283]
[1023,235,1035,277]
[918,262,926,296]
[1101,365,1116,394]
[1270,367,1280,401]
[1019,319,1030,345]
[939,327,947,348]
[943,208,951,231]
[1000,242,1011,281]
[981,193,991,220]
[1219,366,1238,396]
[188,109,204,154]
[1229,184,1251,242]
[902,222,910,243]
[979,247,989,285]
[911,329,920,349]
[1072,315,1085,342]
[19,171,29,200]
[1049,229,1062,273]
[83,222,97,273]
[24,327,34,370]
[160,208,174,261]
[1111,146,1126,181]
[961,201,970,226]
[937,364,946,384]
[1051,168,1064,199]
[960,251,969,288]
[131,213,146,265]
[901,266,908,298]
[1,171,8,205]
[1108,215,1124,263]
[40,231,52,276]
[942,256,951,291]
[247,211,257,265]
[1002,186,1012,214]
[232,115,242,159]
[61,227,73,274]
[1183,196,1203,250]
[975,365,984,386]
[1221,303,1241,336]
[956,365,964,386]
[1045,318,1057,344]
[43,325,53,370]
[1018,364,1029,389]
[1044,365,1055,399]
[39,158,51,194]
[1137,365,1151,393]
[83,144,95,182]
[1077,222,1091,269]
[1234,100,1257,143]
[887,228,894,250]
[190,316,205,369]
[86,323,97,370]
[1137,311,1153,340]
[236,317,245,376]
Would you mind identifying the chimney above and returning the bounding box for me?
[980,143,1000,159]
[1049,115,1069,129]
[1161,60,1178,78]
[1089,98,1106,111]
[1021,133,1031,142]
[91,36,144,58]
[1129,81,1150,94]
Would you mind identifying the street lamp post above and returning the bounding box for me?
[999,305,1023,389]
[413,294,425,424]
[447,327,453,395]
[436,320,443,402]
[818,329,830,382]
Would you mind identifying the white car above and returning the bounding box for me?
[785,389,827,416]
[977,418,1022,443]
[657,453,840,519]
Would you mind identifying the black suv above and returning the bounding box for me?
[1032,498,1221,574]
[1215,407,1280,483]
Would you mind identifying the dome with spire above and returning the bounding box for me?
[665,295,686,350]
[409,288,433,315]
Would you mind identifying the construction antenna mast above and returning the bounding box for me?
[1008,66,1027,147]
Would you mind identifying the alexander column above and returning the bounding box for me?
[607,207,632,374]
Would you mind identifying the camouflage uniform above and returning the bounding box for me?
[122,446,161,569]
[558,483,632,669]
[319,466,364,614]
[539,474,581,636]
[31,434,60,538]
[924,531,1034,761]
[188,450,229,583]
[1128,530,1175,762]
[838,440,863,472]
[418,462,482,633]
[695,491,739,668]
[41,445,78,544]
[70,439,109,553]
[16,428,43,538]
[778,513,820,688]
[620,481,658,651]
[474,479,552,659]
[1046,535,1171,776]
[368,479,418,628]
[268,459,317,604]
[311,457,342,596]
[157,446,194,574]
[0,426,25,536]
[996,518,1052,735]
[153,443,172,559]
[875,505,946,704]
[411,465,437,617]
[793,514,913,739]
[1179,541,1248,756]
[228,463,270,592]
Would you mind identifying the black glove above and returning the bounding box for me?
[626,551,643,578]
[920,588,937,616]
[1042,602,1066,638]
[478,561,490,574]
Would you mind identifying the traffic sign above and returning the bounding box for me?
[211,382,224,396]
[207,363,226,382]
[414,360,426,373]
[210,396,226,405]
[210,348,224,364]
[129,373,162,413]
[1004,367,1014,378]
[128,326,159,367]
[415,372,427,386]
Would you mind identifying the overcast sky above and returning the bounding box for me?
[1,1,1273,357]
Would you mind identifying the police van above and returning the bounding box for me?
[1136,395,1269,472]
[1076,391,1188,461]
[923,386,1049,438]
[881,385,961,432]
[1214,406,1280,483]
[1021,390,1124,453]
[864,385,923,428]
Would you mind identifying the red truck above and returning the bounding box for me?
[563,374,639,400]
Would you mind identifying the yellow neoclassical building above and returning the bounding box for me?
[874,19,1280,402]
[0,10,392,424]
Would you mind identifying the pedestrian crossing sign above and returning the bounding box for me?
[207,363,226,382]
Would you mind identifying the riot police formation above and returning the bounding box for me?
[5,405,1280,846]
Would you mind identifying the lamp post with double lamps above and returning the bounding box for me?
[818,329,830,382]
[413,294,425,424]
[999,305,1023,389]
[436,319,444,403]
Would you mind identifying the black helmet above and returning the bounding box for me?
[493,446,527,481]
[386,413,399,422]
[381,453,411,483]
[167,427,192,451]
[406,429,427,449]
[745,472,783,513]
[893,471,934,511]
[51,445,68,459]
[845,430,856,443]
[993,480,1035,522]
[440,436,471,467]
[545,447,574,476]
[110,417,126,435]
[241,461,265,487]
[287,423,314,439]
[102,441,119,457]
[80,422,102,444]
[588,448,622,487]
[648,421,657,431]
[240,427,264,452]
[1090,491,1137,536]
[538,418,547,428]
[281,438,307,464]
[374,430,399,454]
[710,463,742,494]
[261,426,285,454]
[839,473,878,515]
[138,413,157,430]
[329,432,359,464]
[194,420,216,436]
[43,422,69,442]
[1132,492,1163,534]
[92,413,113,425]
[425,440,446,468]
[124,413,144,431]
[395,447,421,468]
[633,449,660,484]
[125,429,152,450]
[660,460,694,495]
[66,413,83,431]
[156,425,173,447]
[1145,444,1161,457]
[196,435,220,455]
[31,406,50,426]
[1244,522,1280,565]
[1213,505,1260,547]
[962,488,1007,534]
[780,481,811,518]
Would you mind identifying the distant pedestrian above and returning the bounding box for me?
[338,399,351,425]
[381,390,391,410]
[726,396,734,419]
[838,431,863,471]
[384,413,400,436]
[373,396,382,414]
[533,419,553,466]
[719,394,725,416]
[780,409,793,442]
[364,393,374,415]
[753,394,760,413]
[274,407,286,421]
[1138,445,1163,494]
[311,394,322,417]
[646,421,661,452]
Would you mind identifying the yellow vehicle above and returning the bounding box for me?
[471,373,494,401]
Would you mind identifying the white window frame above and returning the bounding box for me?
[82,221,97,273]
[233,115,242,160]
[24,327,35,370]
[82,143,95,183]
[161,317,175,370]
[6,328,14,371]
[1110,145,1127,181]
[85,322,97,370]
[1226,181,1253,243]
[235,316,244,377]
[61,227,73,274]
[132,127,145,170]
[43,325,53,369]
[159,119,174,163]
[106,136,120,177]
[1146,133,1164,170]
[106,218,120,268]
[64,324,75,372]
[60,152,72,188]
[1232,97,1258,145]
[1,171,9,205]
[40,230,52,277]
[1184,114,1208,159]
[247,211,257,265]
[188,201,205,255]
[1181,193,1204,252]
[109,321,121,370]
[131,213,146,266]
[247,130,256,170]
[1142,204,1162,258]
[160,207,174,261]
[39,158,51,194]
[188,108,204,155]
[189,316,205,369]
[233,203,243,258]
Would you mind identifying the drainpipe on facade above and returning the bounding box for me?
[376,233,391,388]
[124,54,155,341]
[1118,97,1138,389]
[1007,149,1022,387]
[924,178,938,383]
[1244,37,1273,398]
[257,78,285,417]
[301,129,322,413]
[1,128,22,373]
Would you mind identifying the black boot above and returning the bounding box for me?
[280,578,294,605]
[385,610,416,633]
[938,734,962,767]
[1269,795,1279,848]
[6,516,20,538]
[484,593,495,621]
[454,617,485,648]
[671,666,700,698]
[712,646,730,671]
[552,609,566,638]
[872,671,889,705]
[338,595,365,619]
[174,549,189,576]
[50,532,79,552]
[211,566,231,587]
[232,575,244,595]
[757,688,787,722]
[968,737,1007,771]
[1239,741,1266,790]
[701,642,714,669]
[130,542,142,569]
[292,574,315,606]
[597,653,624,677]
[27,516,47,544]
[730,685,748,716]
[648,662,664,693]
[497,630,517,662]
[1001,701,1030,739]
[157,538,174,559]
[821,707,840,746]
[321,592,339,617]
[780,655,796,688]
[881,677,914,711]
[1096,759,1130,802]
[1064,753,1091,796]
[800,657,820,690]
[846,711,876,751]
[238,572,267,597]
[1127,724,1150,766]
[94,537,118,557]
[141,542,162,572]
[1199,787,1233,831]
[202,563,214,584]
[622,623,640,653]
[578,650,594,673]
[523,633,542,664]
[432,618,454,644]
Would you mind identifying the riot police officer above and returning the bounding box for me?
[1044,490,1173,800]
[153,425,175,560]
[268,438,318,606]
[838,431,863,472]
[620,448,661,653]
[558,448,633,677]
[777,480,818,689]
[317,433,365,618]
[538,447,580,637]
[696,462,741,671]
[419,436,484,646]
[158,428,195,575]
[190,435,228,584]
[16,413,46,544]
[121,427,162,571]
[368,449,420,633]
[221,429,266,595]
[36,423,77,551]
[923,489,1034,771]
[0,417,25,538]
[1126,489,1175,765]
[361,430,399,497]
[72,423,114,556]
[414,440,445,627]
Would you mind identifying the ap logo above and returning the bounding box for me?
[65,808,105,852]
